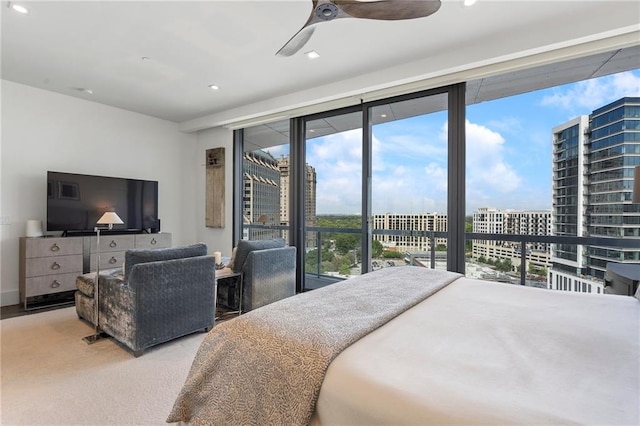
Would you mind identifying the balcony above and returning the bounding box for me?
[244,223,640,294]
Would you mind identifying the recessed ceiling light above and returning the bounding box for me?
[208,84,220,90]
[463,0,478,6]
[305,50,320,59]
[9,2,29,14]
[381,114,387,118]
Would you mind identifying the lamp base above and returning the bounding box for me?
[82,331,110,344]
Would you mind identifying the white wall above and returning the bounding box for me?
[0,80,203,306]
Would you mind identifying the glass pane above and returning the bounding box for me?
[371,93,449,271]
[241,120,290,243]
[304,111,362,289]
[465,69,640,293]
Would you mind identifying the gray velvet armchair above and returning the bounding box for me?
[226,238,296,312]
[77,243,216,356]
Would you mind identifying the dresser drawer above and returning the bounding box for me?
[90,251,125,271]
[25,254,83,278]
[90,235,135,253]
[25,272,79,297]
[23,237,83,258]
[134,233,172,249]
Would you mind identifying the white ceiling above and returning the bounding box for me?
[2,0,639,131]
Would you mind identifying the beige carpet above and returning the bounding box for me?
[1,307,206,425]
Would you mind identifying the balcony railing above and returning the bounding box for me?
[243,223,640,289]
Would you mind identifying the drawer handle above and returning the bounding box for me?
[51,262,61,270]
[109,240,117,248]
[51,280,61,288]
[50,243,60,252]
[108,256,118,264]
[151,238,157,245]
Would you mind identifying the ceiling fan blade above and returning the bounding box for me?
[276,25,317,57]
[336,0,441,20]
[276,0,353,57]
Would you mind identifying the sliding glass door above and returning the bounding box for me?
[303,109,363,290]
[236,84,464,292]
[370,92,449,271]
[300,89,456,290]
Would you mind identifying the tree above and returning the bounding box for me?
[305,249,319,274]
[372,239,383,257]
[435,244,447,251]
[496,258,513,272]
[334,233,360,255]
[382,251,404,259]
[339,256,352,275]
[528,264,548,277]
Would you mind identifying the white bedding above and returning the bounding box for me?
[314,277,640,425]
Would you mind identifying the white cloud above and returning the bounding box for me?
[424,162,447,192]
[308,129,363,214]
[540,71,640,113]
[466,120,520,192]
[307,119,525,215]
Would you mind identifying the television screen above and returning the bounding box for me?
[47,171,159,233]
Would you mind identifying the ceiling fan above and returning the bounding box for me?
[276,0,442,57]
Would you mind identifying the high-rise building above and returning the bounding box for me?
[373,213,447,252]
[472,207,551,271]
[550,97,640,294]
[242,151,281,240]
[242,152,317,244]
[277,155,317,247]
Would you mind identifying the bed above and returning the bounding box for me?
[167,266,639,425]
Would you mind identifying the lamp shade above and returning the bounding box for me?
[634,166,640,204]
[97,211,124,225]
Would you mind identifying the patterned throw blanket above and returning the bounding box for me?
[167,266,461,425]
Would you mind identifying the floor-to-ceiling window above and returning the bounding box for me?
[370,92,449,271]
[239,120,291,244]
[236,66,639,295]
[302,109,363,289]
[464,70,640,294]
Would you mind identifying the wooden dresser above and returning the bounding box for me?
[19,237,83,310]
[19,233,172,310]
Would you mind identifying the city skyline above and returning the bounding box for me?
[269,69,640,215]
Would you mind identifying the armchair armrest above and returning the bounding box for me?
[243,246,296,311]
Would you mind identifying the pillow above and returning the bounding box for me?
[231,238,285,273]
[124,243,207,280]
[226,246,237,270]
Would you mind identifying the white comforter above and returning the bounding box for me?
[314,277,640,425]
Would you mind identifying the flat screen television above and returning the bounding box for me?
[47,171,159,234]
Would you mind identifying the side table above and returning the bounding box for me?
[215,270,243,320]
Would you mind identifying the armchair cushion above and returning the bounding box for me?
[75,267,122,297]
[124,243,207,280]
[231,238,285,273]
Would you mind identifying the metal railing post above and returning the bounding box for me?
[520,241,527,286]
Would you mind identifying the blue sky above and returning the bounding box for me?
[299,69,640,215]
